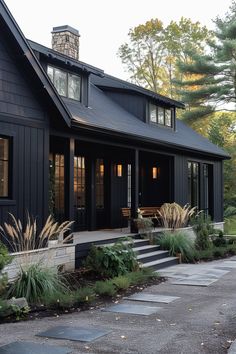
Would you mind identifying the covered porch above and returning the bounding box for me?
[49,135,174,233]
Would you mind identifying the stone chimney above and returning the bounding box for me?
[52,25,80,60]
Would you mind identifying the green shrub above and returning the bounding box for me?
[74,287,95,304]
[42,291,75,309]
[113,275,131,290]
[84,240,138,278]
[0,299,29,320]
[94,280,116,297]
[213,247,225,258]
[192,213,213,250]
[127,268,158,285]
[7,263,68,304]
[0,241,12,296]
[158,231,195,262]
[195,227,211,250]
[194,248,214,261]
[212,230,227,247]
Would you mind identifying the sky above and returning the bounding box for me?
[5,0,233,80]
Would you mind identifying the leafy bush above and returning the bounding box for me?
[194,248,214,261]
[127,268,158,285]
[7,263,68,304]
[0,242,12,296]
[74,287,95,304]
[193,213,213,250]
[113,275,131,290]
[94,280,116,297]
[0,299,29,320]
[213,247,225,258]
[224,206,236,218]
[158,231,195,262]
[84,240,138,278]
[157,203,196,230]
[42,291,75,309]
[133,217,153,235]
[212,230,227,247]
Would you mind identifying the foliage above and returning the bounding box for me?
[127,268,158,285]
[158,231,195,262]
[177,3,236,119]
[194,244,236,261]
[224,206,236,218]
[192,212,213,250]
[84,240,138,278]
[212,229,227,247]
[225,216,236,235]
[0,298,30,320]
[94,280,116,297]
[112,275,131,290]
[118,17,212,99]
[0,242,12,297]
[133,217,153,235]
[41,291,75,310]
[157,202,196,230]
[0,213,74,252]
[7,263,68,304]
[74,287,95,304]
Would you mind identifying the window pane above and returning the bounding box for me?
[54,68,67,96]
[47,66,54,82]
[158,107,164,124]
[150,104,157,122]
[68,74,81,101]
[0,138,9,197]
[165,109,172,127]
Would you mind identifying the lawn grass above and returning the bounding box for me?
[225,216,236,235]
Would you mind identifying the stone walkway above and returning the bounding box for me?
[1,257,236,353]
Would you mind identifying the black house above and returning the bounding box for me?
[0,0,229,235]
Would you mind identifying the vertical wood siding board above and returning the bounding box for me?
[30,128,37,215]
[43,127,49,222]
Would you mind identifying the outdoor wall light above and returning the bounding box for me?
[116,164,123,177]
[152,166,160,179]
[100,164,104,177]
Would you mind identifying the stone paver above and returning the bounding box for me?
[0,341,72,354]
[124,293,180,303]
[1,257,236,353]
[103,303,163,316]
[37,325,111,342]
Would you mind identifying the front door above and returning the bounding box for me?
[74,156,86,230]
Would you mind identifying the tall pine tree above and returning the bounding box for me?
[178,1,236,120]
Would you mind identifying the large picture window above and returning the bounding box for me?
[47,65,81,101]
[188,161,199,209]
[0,137,10,198]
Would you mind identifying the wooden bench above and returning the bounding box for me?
[121,207,160,219]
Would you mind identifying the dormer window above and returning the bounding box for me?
[149,103,173,128]
[47,65,81,101]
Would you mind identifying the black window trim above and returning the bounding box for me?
[47,64,82,102]
[149,102,174,128]
[0,134,12,200]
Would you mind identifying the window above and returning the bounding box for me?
[47,65,81,101]
[149,103,173,127]
[96,159,104,209]
[158,107,164,125]
[0,137,10,198]
[150,104,157,123]
[188,161,199,209]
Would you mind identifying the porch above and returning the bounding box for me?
[49,136,173,233]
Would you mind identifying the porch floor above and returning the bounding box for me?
[73,227,166,245]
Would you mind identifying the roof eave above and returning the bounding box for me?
[71,119,229,160]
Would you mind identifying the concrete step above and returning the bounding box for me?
[141,256,179,271]
[102,238,150,249]
[137,250,169,263]
[133,244,160,255]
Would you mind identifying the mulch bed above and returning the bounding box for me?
[0,269,165,324]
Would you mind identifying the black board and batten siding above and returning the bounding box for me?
[0,25,49,230]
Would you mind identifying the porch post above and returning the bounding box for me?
[68,138,75,222]
[131,149,139,232]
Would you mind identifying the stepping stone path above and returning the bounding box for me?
[0,341,72,354]
[37,325,112,342]
[2,259,235,353]
[124,293,179,303]
[103,303,163,316]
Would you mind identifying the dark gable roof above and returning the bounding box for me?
[65,84,229,159]
[28,39,104,77]
[91,74,185,109]
[0,0,72,126]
